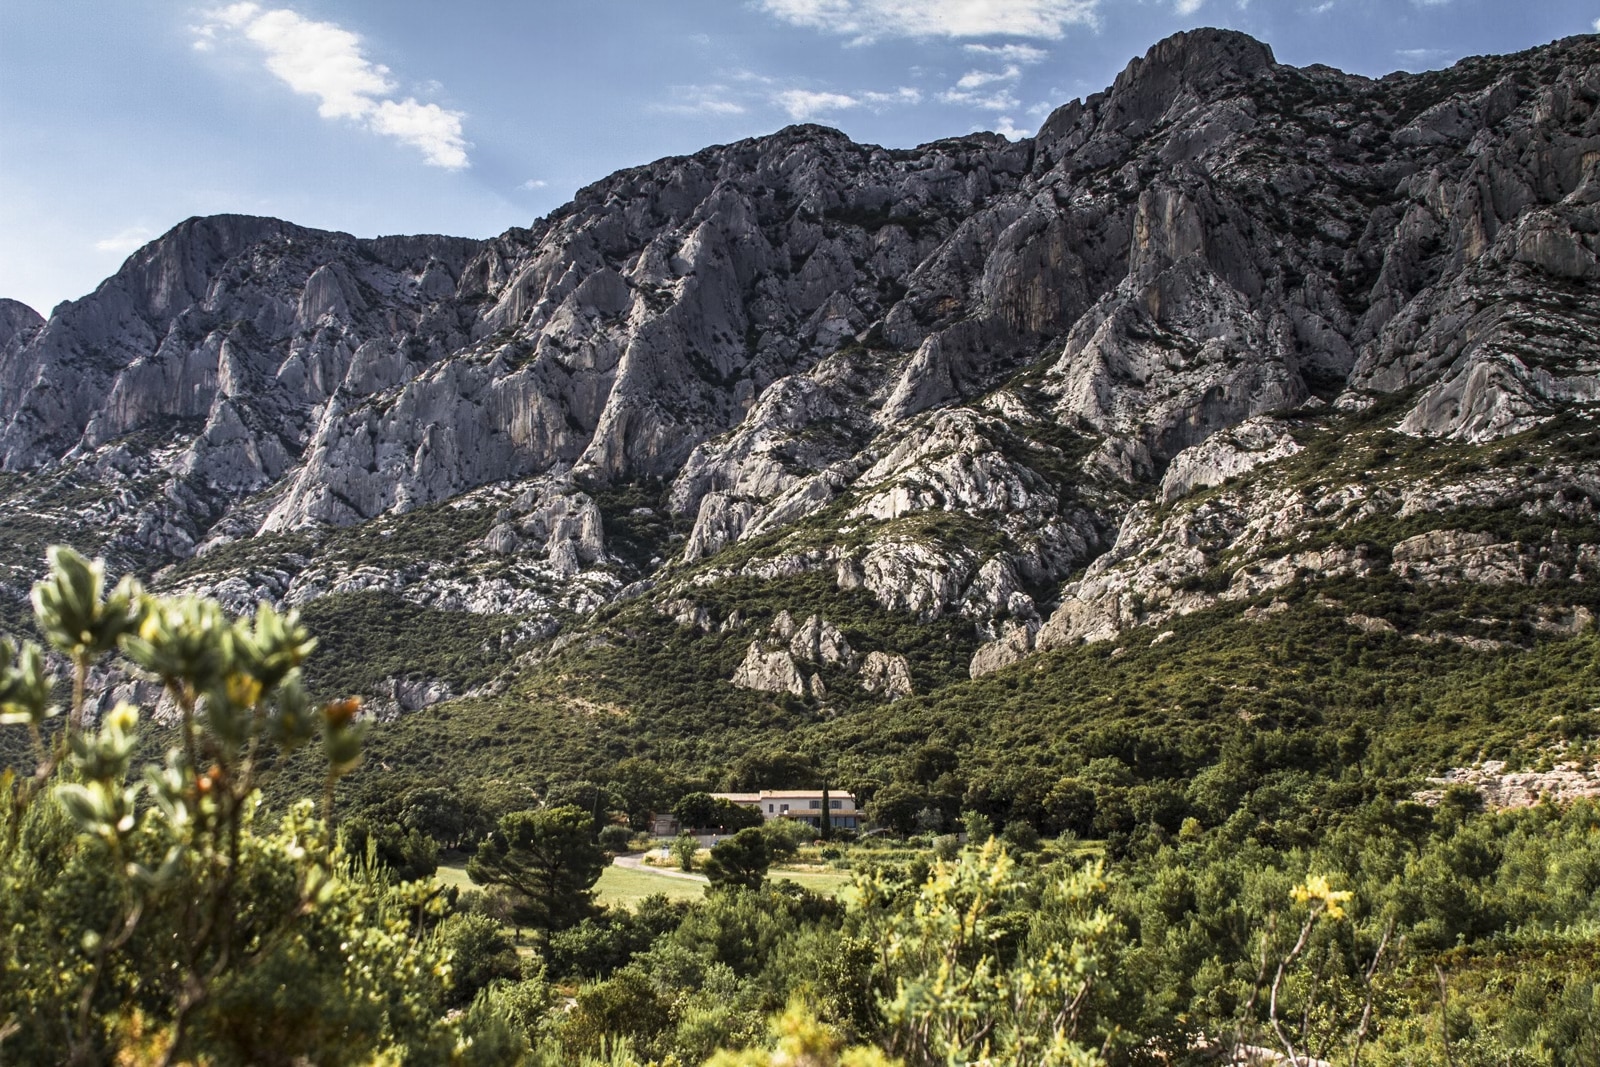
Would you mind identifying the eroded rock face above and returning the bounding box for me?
[728,612,853,698]
[3,29,1599,682]
[1418,760,1600,810]
[731,643,807,697]
[366,676,457,720]
[969,620,1040,678]
[789,614,854,669]
[859,651,914,699]
[1392,530,1599,585]
[1160,417,1303,503]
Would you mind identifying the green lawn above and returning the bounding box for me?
[595,864,706,908]
[771,867,855,896]
[434,860,473,892]
[434,857,853,909]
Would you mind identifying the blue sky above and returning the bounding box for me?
[2,0,1595,316]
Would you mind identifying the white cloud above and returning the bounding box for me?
[941,63,1024,111]
[1395,47,1450,61]
[1593,17,1599,31]
[776,89,864,119]
[194,3,469,168]
[994,115,1032,139]
[941,87,1022,109]
[862,87,924,106]
[653,85,749,115]
[754,0,1100,41]
[520,179,549,190]
[964,43,1048,63]
[955,65,1023,89]
[369,98,470,168]
[775,86,919,119]
[93,228,156,255]
[1176,0,1204,13]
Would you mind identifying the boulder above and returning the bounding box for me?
[860,651,914,700]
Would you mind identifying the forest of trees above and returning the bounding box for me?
[2,549,1598,1064]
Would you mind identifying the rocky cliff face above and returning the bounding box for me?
[1,28,1597,707]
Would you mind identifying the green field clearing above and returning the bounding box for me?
[770,867,855,895]
[595,864,706,907]
[434,861,473,892]
[433,858,852,910]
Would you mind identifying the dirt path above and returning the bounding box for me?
[613,852,708,883]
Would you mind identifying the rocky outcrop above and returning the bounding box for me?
[859,651,914,700]
[4,28,1600,691]
[1392,530,1599,585]
[787,614,854,668]
[0,299,43,349]
[366,676,457,720]
[731,643,807,697]
[1417,760,1600,809]
[683,493,759,562]
[1160,417,1303,503]
[969,620,1040,678]
[729,611,853,698]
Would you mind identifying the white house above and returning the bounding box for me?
[715,789,859,831]
[651,789,860,835]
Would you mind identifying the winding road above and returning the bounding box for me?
[612,851,708,883]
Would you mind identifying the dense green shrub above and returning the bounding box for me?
[466,805,607,934]
[0,547,511,1064]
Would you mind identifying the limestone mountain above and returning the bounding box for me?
[1,28,1596,732]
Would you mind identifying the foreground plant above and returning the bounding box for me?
[0,547,511,1065]
[868,839,1117,1067]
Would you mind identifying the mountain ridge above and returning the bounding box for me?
[1,26,1596,725]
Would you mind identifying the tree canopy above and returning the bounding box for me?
[673,791,764,832]
[467,805,607,933]
[703,827,771,891]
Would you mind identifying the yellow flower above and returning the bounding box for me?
[224,673,263,709]
[1291,874,1353,920]
[106,702,139,734]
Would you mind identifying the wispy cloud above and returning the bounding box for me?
[775,86,921,120]
[942,87,1022,110]
[777,89,861,119]
[964,43,1049,63]
[93,227,156,255]
[753,0,1100,42]
[954,65,1023,90]
[652,85,749,115]
[940,60,1026,111]
[520,179,549,191]
[193,3,469,169]
[1176,0,1204,14]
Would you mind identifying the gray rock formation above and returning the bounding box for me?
[731,643,807,698]
[788,614,854,668]
[1159,417,1303,503]
[3,28,1598,698]
[859,651,914,699]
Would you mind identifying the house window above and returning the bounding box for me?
[767,804,774,812]
[810,800,821,809]
[829,800,841,809]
